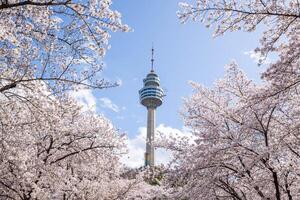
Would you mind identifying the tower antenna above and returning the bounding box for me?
[151,44,154,72]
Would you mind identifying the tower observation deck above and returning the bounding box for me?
[139,48,164,167]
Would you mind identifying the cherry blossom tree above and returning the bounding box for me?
[0,80,163,199]
[153,1,300,199]
[0,0,129,96]
[0,80,134,199]
[178,0,300,98]
[0,1,140,199]
[162,63,300,199]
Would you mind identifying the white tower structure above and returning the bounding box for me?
[139,48,164,166]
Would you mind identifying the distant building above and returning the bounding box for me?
[139,48,164,167]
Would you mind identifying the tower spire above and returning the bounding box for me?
[151,44,154,72]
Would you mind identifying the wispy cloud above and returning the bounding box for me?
[69,89,96,112]
[116,116,125,120]
[244,50,271,65]
[99,97,120,112]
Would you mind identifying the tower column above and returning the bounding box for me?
[145,106,155,166]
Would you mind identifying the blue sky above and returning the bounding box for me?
[82,0,267,166]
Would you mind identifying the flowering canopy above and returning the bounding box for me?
[0,0,130,95]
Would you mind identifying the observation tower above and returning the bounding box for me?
[139,48,164,167]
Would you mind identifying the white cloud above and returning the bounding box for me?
[121,124,191,168]
[244,50,271,65]
[116,78,123,86]
[99,97,120,112]
[156,124,191,140]
[136,119,143,124]
[70,89,96,112]
[120,127,147,168]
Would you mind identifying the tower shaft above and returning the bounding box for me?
[145,107,155,166]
